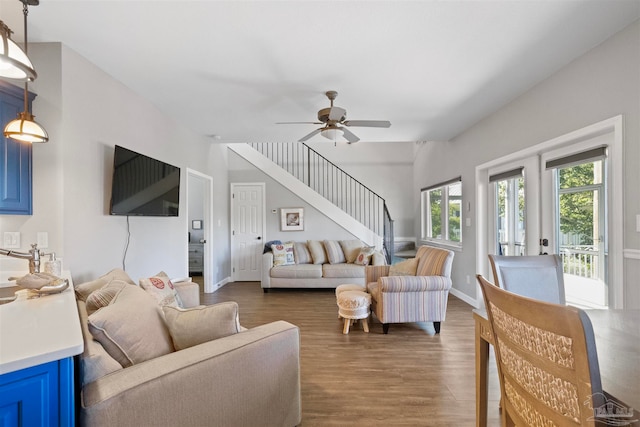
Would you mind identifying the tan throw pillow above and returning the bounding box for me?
[389,258,419,276]
[74,268,136,301]
[293,242,312,264]
[340,240,365,263]
[85,280,130,315]
[372,250,387,266]
[88,285,173,367]
[139,272,184,308]
[307,240,327,265]
[162,302,241,351]
[354,246,376,266]
[272,242,295,266]
[324,240,346,264]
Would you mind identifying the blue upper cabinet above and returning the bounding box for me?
[0,82,35,215]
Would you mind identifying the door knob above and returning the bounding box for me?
[257,236,262,240]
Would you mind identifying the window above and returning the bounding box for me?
[421,178,462,245]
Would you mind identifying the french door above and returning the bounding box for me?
[488,143,611,308]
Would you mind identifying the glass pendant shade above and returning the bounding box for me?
[0,21,36,81]
[321,128,341,141]
[4,111,48,143]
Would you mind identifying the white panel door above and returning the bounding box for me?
[231,183,264,281]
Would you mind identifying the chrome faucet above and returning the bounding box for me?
[0,243,42,273]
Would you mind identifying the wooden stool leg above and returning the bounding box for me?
[362,317,369,333]
[343,318,351,334]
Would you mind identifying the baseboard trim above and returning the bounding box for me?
[450,287,479,308]
[205,276,232,293]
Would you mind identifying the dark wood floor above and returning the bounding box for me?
[198,280,502,426]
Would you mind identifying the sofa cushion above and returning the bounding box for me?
[140,271,184,308]
[307,240,327,264]
[340,240,364,263]
[323,263,365,279]
[324,240,346,264]
[162,302,241,351]
[272,242,295,266]
[85,280,130,315]
[372,250,386,266]
[354,246,376,266]
[74,268,136,301]
[77,301,123,386]
[88,285,174,368]
[271,264,323,279]
[389,258,419,276]
[293,242,312,264]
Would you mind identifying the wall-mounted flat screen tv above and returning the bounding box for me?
[109,145,180,216]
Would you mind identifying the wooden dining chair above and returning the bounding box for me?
[476,274,635,426]
[488,254,566,304]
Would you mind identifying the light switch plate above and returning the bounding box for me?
[37,232,48,249]
[3,232,20,249]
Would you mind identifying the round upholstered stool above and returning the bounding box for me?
[336,290,371,334]
[335,284,367,319]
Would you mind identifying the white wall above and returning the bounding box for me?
[1,42,231,286]
[228,151,362,243]
[414,20,640,307]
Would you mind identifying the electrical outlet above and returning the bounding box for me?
[466,275,471,284]
[3,232,20,249]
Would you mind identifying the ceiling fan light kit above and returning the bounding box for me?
[279,90,391,144]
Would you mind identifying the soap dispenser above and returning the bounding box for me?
[44,252,62,277]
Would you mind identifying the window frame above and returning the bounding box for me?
[420,177,463,248]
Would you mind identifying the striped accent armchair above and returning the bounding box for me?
[365,245,454,334]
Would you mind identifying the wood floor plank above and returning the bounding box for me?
[199,280,502,426]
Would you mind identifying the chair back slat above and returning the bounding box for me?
[489,254,566,304]
[477,275,603,426]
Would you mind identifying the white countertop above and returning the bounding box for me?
[0,271,84,375]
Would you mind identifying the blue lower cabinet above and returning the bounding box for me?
[0,358,75,427]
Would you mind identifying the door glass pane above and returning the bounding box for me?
[558,160,606,308]
[448,182,461,242]
[495,176,525,256]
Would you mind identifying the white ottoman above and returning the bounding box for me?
[337,290,371,334]
[335,284,366,318]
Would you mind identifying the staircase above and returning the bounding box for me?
[228,142,394,263]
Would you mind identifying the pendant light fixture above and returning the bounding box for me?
[0,13,36,82]
[3,0,48,143]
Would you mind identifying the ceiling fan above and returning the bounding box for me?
[278,90,391,143]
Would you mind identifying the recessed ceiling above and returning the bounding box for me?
[2,0,639,143]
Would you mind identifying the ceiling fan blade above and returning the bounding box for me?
[328,106,346,121]
[299,128,322,142]
[341,127,360,143]
[343,120,391,128]
[276,121,323,125]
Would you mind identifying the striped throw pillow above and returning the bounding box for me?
[293,242,312,264]
[324,240,346,264]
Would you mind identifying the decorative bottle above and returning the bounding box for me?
[44,252,62,277]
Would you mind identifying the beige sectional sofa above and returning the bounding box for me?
[262,239,385,291]
[75,269,301,427]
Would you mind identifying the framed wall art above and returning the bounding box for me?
[280,208,304,231]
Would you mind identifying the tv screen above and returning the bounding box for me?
[109,145,180,216]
